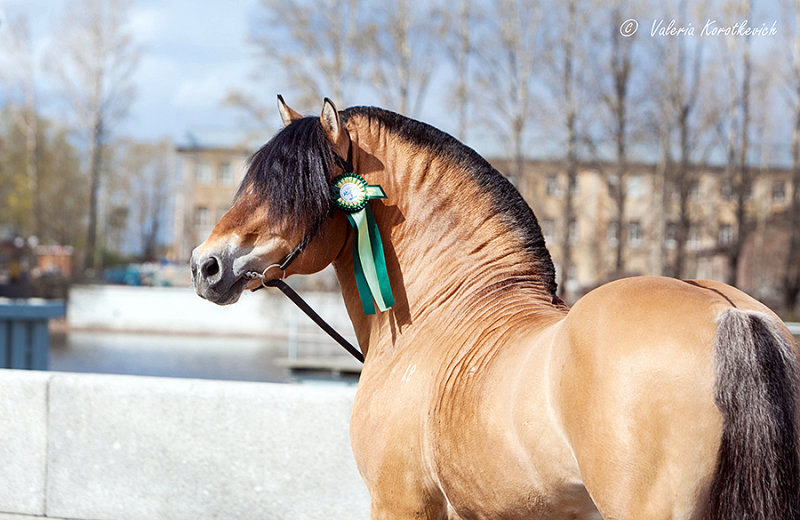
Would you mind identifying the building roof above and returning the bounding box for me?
[176,128,273,153]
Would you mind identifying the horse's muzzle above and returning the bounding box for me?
[190,249,245,305]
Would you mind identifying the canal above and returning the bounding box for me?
[50,331,329,384]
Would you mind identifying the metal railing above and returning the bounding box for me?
[0,299,64,370]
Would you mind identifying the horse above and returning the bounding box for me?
[190,96,800,519]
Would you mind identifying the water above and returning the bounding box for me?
[53,329,793,385]
[50,331,296,383]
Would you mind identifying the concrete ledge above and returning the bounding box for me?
[0,514,64,520]
[0,515,64,520]
[0,370,370,519]
[0,371,50,515]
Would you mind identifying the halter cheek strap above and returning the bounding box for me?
[277,240,306,271]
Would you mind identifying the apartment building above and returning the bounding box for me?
[171,137,795,305]
[496,159,795,304]
[172,132,257,262]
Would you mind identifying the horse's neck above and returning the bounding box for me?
[333,121,561,358]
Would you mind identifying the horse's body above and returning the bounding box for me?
[191,98,800,519]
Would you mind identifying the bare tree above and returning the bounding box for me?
[237,0,366,120]
[597,3,639,276]
[650,0,712,279]
[438,0,475,141]
[783,0,800,313]
[557,0,581,299]
[473,0,543,186]
[114,139,173,261]
[718,0,757,288]
[362,0,439,117]
[46,0,140,273]
[539,0,594,298]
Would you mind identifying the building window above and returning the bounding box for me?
[688,228,702,251]
[194,206,210,229]
[721,182,733,201]
[195,161,212,184]
[721,183,753,202]
[689,180,701,201]
[568,176,579,196]
[665,222,677,249]
[719,224,733,246]
[627,175,644,199]
[546,175,561,197]
[568,220,579,245]
[628,221,642,248]
[669,181,681,202]
[607,221,618,246]
[773,181,786,204]
[219,162,233,185]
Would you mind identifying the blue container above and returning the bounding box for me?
[0,299,65,370]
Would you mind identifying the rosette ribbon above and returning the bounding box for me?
[331,173,395,315]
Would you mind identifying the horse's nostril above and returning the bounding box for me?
[201,256,220,279]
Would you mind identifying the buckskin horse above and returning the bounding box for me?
[191,96,800,519]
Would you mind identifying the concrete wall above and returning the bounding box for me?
[67,285,355,338]
[0,370,370,519]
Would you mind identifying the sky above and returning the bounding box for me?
[0,0,792,160]
[0,0,275,145]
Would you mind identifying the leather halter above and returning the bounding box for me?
[249,132,364,363]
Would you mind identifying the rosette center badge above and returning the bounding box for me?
[332,173,384,212]
[340,181,363,204]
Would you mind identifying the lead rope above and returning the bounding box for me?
[247,271,364,363]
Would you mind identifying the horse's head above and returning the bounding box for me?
[190,97,351,304]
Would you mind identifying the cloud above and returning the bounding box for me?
[127,6,167,44]
[3,0,264,140]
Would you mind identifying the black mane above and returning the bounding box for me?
[341,106,559,297]
[238,116,335,243]
[240,106,558,298]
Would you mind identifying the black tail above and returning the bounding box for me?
[709,309,800,519]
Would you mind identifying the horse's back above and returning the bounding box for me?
[550,276,777,519]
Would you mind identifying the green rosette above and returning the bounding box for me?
[331,173,394,315]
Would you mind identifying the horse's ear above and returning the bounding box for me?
[320,98,342,143]
[277,94,302,127]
